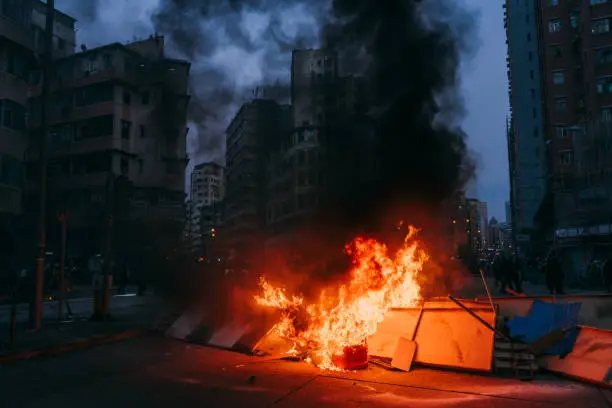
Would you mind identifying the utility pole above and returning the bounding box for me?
[32,0,55,330]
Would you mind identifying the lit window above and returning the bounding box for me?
[556,126,569,138]
[596,77,612,94]
[601,107,612,122]
[549,19,561,33]
[591,0,611,5]
[592,18,611,35]
[552,71,565,84]
[570,13,579,29]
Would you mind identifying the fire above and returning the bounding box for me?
[254,228,427,370]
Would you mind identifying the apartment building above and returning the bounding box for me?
[266,49,369,241]
[504,0,548,239]
[24,35,190,256]
[0,1,74,226]
[185,161,224,254]
[224,99,291,261]
[506,0,612,279]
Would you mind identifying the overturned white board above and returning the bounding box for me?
[165,307,207,340]
[369,300,496,372]
[538,326,612,387]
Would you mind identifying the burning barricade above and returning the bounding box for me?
[253,228,426,371]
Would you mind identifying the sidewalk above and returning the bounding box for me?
[0,294,165,362]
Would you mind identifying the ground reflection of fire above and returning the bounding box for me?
[254,227,427,370]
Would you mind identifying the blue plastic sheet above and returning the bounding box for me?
[506,299,581,356]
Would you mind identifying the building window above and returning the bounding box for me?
[139,124,145,138]
[549,19,562,33]
[122,91,131,105]
[530,88,536,99]
[601,107,612,122]
[592,18,611,35]
[530,70,534,79]
[556,126,569,138]
[528,51,533,61]
[551,46,562,59]
[555,97,568,113]
[0,99,26,131]
[591,0,611,5]
[596,47,612,65]
[527,33,532,42]
[550,0,558,5]
[570,13,579,29]
[102,53,112,68]
[120,157,129,174]
[121,120,131,139]
[57,38,65,50]
[552,71,565,84]
[596,76,612,93]
[558,150,573,166]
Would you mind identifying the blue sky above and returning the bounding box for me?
[56,0,510,221]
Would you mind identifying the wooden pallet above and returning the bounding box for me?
[494,335,538,380]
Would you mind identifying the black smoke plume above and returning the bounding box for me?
[151,0,327,163]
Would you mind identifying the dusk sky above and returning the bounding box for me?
[55,0,510,221]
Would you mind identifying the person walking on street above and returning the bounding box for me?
[499,251,517,294]
[545,250,565,295]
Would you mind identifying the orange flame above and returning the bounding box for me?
[254,228,427,370]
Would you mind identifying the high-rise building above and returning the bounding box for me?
[185,162,224,254]
[224,99,291,262]
[504,0,547,238]
[477,201,489,248]
[265,49,369,244]
[506,0,612,280]
[505,200,512,224]
[25,35,190,257]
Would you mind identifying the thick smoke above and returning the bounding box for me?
[319,0,478,229]
[151,0,328,163]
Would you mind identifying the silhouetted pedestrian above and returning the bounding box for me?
[545,251,565,295]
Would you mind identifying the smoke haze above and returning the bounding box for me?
[57,0,478,218]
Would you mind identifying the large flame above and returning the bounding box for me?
[254,228,427,370]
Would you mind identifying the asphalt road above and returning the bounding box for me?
[1,336,610,408]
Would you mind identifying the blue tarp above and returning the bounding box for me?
[506,299,581,356]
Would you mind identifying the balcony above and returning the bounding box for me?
[28,101,116,127]
[0,71,29,104]
[30,66,138,96]
[0,16,33,50]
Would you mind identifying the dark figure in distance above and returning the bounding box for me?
[499,251,521,294]
[545,251,565,295]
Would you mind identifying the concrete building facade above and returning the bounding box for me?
[25,35,190,256]
[504,0,548,235]
[185,161,224,254]
[224,99,291,261]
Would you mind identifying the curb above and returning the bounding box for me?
[0,329,145,364]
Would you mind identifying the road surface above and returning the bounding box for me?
[1,336,610,408]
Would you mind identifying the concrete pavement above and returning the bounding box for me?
[0,294,162,358]
[1,336,610,407]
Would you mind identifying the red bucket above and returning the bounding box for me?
[332,344,368,370]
